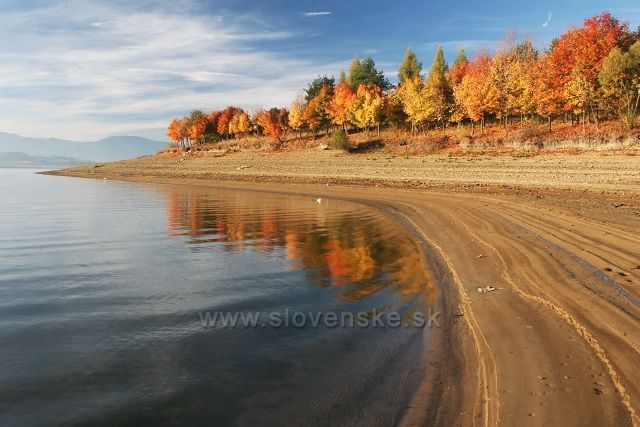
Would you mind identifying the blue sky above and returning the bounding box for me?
[0,0,638,141]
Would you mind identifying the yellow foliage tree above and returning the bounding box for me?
[399,77,429,132]
[229,111,251,139]
[348,84,384,135]
[288,95,306,135]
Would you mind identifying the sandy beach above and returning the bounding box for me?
[47,150,640,426]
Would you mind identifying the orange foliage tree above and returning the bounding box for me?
[302,85,332,134]
[547,12,628,129]
[456,52,495,135]
[257,108,287,144]
[166,118,184,147]
[188,110,207,144]
[447,49,469,127]
[326,82,355,131]
[165,10,638,145]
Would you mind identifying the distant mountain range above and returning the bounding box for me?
[0,151,90,168]
[0,132,167,162]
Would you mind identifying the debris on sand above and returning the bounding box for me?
[236,165,251,170]
[477,286,497,293]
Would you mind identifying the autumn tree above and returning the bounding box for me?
[599,41,640,127]
[487,33,539,135]
[456,52,494,135]
[506,40,538,126]
[486,32,519,134]
[533,55,565,129]
[447,49,469,127]
[204,111,221,143]
[326,82,355,131]
[178,116,191,145]
[547,12,628,129]
[188,110,208,145]
[167,118,186,147]
[348,84,385,136]
[399,77,429,133]
[166,10,640,144]
[217,107,236,139]
[398,48,422,84]
[228,110,251,139]
[288,95,306,137]
[382,89,407,128]
[256,108,286,144]
[450,49,469,84]
[302,85,332,134]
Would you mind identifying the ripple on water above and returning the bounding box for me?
[0,169,435,427]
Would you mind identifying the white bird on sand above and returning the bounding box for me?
[316,198,322,204]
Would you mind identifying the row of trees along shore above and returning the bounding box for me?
[167,12,640,147]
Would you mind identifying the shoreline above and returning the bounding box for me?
[44,153,640,425]
[42,171,469,425]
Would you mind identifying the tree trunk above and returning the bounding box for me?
[504,112,508,137]
[377,122,380,138]
[548,116,551,132]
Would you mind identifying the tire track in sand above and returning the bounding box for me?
[461,222,639,426]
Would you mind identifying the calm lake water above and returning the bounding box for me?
[0,169,436,426]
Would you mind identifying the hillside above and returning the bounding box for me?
[0,132,166,162]
[0,152,90,167]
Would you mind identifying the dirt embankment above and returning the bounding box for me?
[47,150,640,425]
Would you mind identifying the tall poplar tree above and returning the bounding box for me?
[398,48,422,84]
[424,46,453,132]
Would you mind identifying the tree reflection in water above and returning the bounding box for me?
[165,187,436,303]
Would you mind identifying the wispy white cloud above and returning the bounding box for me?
[0,1,344,140]
[301,11,331,17]
[542,11,553,28]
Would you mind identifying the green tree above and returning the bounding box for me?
[348,56,390,90]
[430,45,448,75]
[454,48,468,68]
[338,70,347,84]
[398,48,422,84]
[599,41,640,128]
[305,75,335,102]
[424,46,454,131]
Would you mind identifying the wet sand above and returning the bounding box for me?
[46,150,640,426]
